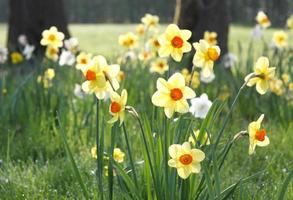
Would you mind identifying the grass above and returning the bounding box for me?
[0,23,293,199]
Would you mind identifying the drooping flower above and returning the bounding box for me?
[168,142,205,179]
[22,44,35,60]
[118,32,138,49]
[256,11,271,28]
[40,26,64,48]
[59,50,75,66]
[64,37,79,53]
[45,46,59,61]
[248,114,270,155]
[287,15,293,30]
[108,89,127,125]
[10,52,24,64]
[245,57,275,95]
[141,14,159,29]
[269,78,284,96]
[189,93,212,119]
[158,24,192,62]
[76,52,92,70]
[150,58,169,75]
[0,47,8,64]
[152,73,195,118]
[193,39,221,77]
[200,69,215,83]
[113,148,125,163]
[81,55,120,100]
[188,129,210,146]
[204,31,218,45]
[44,68,55,80]
[272,31,287,49]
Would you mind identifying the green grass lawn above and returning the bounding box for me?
[0,23,293,199]
[1,23,292,56]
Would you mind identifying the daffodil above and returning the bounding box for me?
[152,73,195,118]
[138,49,152,62]
[150,58,169,74]
[188,129,210,146]
[281,73,290,84]
[136,24,145,36]
[81,55,120,99]
[118,71,125,82]
[204,31,218,45]
[118,32,138,49]
[245,57,275,95]
[40,26,64,48]
[272,31,287,49]
[193,39,221,77]
[141,14,159,29]
[113,148,125,163]
[45,46,59,61]
[10,52,23,64]
[286,15,293,30]
[248,114,270,155]
[149,37,161,52]
[270,78,284,96]
[44,68,55,80]
[158,24,192,62]
[76,52,92,70]
[91,146,97,159]
[256,11,271,28]
[108,89,127,125]
[168,142,205,179]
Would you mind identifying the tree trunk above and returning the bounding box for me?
[8,0,70,52]
[178,0,230,68]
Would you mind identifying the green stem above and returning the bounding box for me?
[122,123,139,189]
[188,65,196,88]
[164,115,169,198]
[96,99,104,200]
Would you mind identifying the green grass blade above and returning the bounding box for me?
[278,168,293,200]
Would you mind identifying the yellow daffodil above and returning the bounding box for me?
[45,46,59,61]
[152,73,195,118]
[118,71,125,82]
[193,39,221,77]
[118,32,138,49]
[91,146,97,159]
[286,15,293,30]
[76,52,92,70]
[188,129,210,146]
[81,55,120,99]
[44,68,55,80]
[150,58,169,74]
[168,142,205,179]
[272,31,287,49]
[108,89,127,125]
[204,31,218,45]
[136,24,145,36]
[40,26,64,48]
[256,11,271,28]
[113,148,125,163]
[10,52,24,64]
[138,49,152,62]
[248,114,270,155]
[270,78,284,96]
[245,56,275,95]
[149,37,161,53]
[158,24,192,62]
[182,69,200,89]
[141,14,159,29]
[281,73,290,84]
[289,83,293,91]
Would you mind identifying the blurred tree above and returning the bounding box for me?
[178,0,230,59]
[8,0,70,51]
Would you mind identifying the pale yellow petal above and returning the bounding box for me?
[191,149,205,162]
[256,80,269,95]
[164,107,175,118]
[177,167,192,179]
[169,144,182,158]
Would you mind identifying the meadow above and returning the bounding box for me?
[0,22,293,199]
